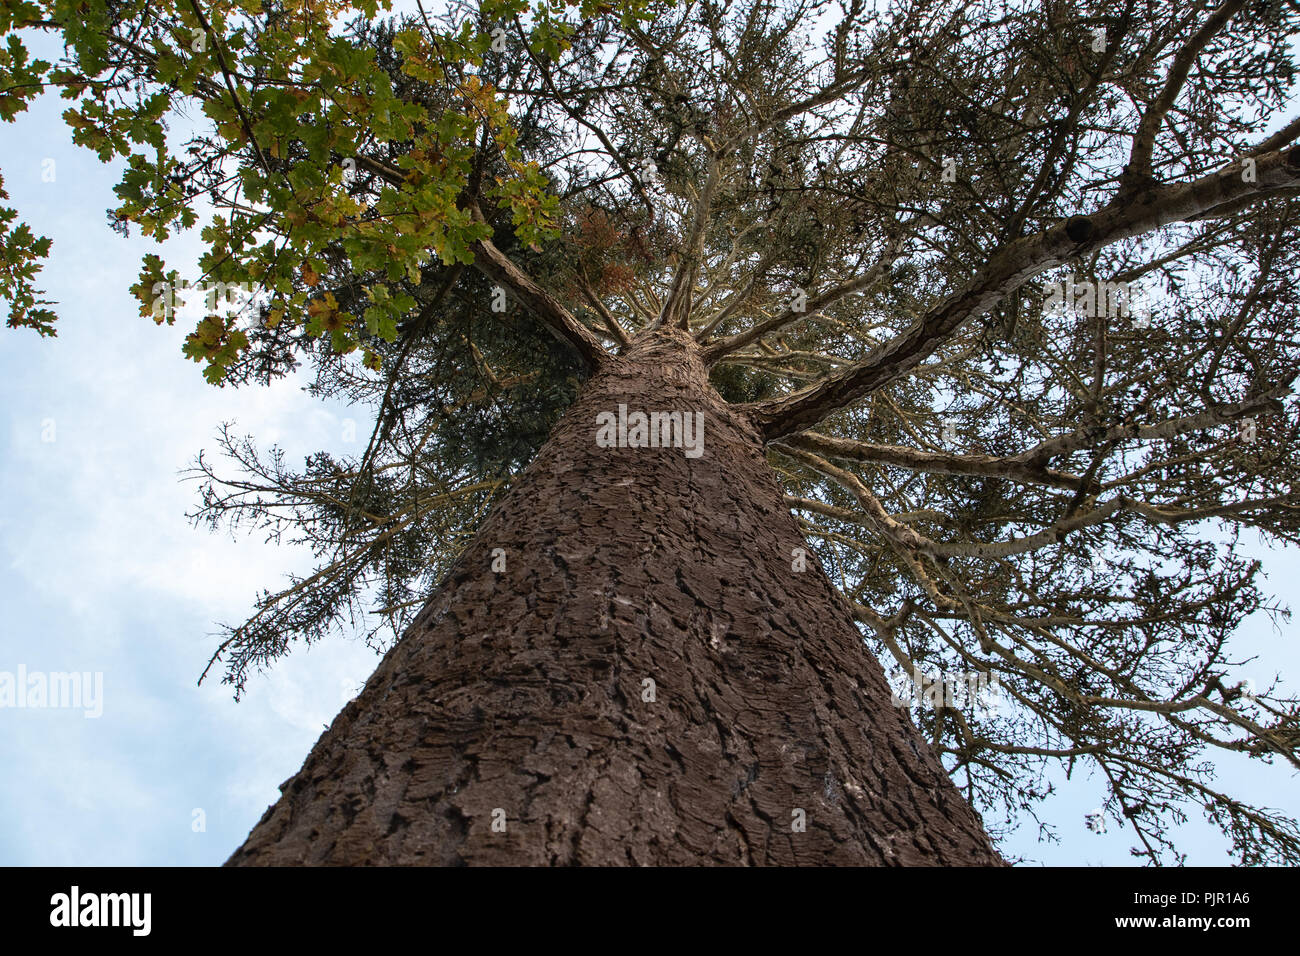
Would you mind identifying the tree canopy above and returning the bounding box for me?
[6,0,1300,864]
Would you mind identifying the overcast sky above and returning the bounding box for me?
[2,24,1299,867]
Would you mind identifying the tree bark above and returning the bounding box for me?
[226,327,1004,865]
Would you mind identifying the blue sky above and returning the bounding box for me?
[2,31,1298,867]
[0,75,383,864]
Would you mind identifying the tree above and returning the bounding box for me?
[5,0,1300,864]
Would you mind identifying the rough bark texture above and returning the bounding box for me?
[226,328,1005,866]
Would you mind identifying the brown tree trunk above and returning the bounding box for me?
[226,328,1004,865]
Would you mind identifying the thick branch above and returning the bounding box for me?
[468,206,608,371]
[748,146,1300,440]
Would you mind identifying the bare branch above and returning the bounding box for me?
[776,431,1097,492]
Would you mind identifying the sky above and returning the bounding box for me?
[2,23,1299,868]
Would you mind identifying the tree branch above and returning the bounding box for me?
[577,265,632,348]
[748,146,1300,441]
[658,153,722,330]
[467,203,608,371]
[1018,385,1290,466]
[1123,0,1249,188]
[775,431,1097,492]
[701,242,901,365]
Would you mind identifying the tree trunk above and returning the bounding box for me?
[226,328,1004,865]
